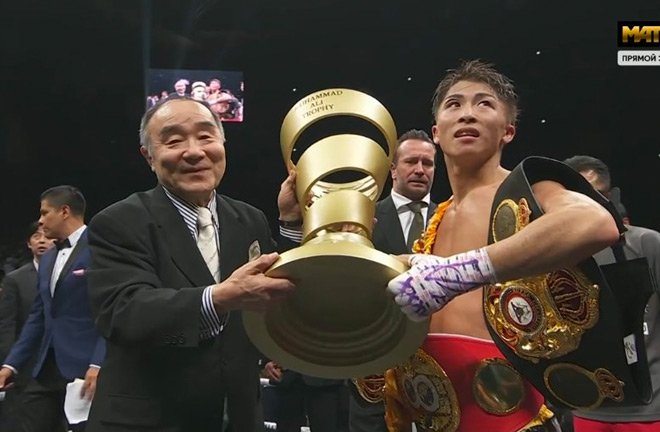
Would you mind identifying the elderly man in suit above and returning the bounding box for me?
[85,96,298,432]
[348,129,437,432]
[0,222,54,430]
[0,186,106,432]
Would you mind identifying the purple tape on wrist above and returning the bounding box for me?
[395,248,497,317]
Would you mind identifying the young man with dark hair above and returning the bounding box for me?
[0,185,105,432]
[385,60,621,432]
[40,185,87,219]
[0,222,54,430]
[0,222,54,360]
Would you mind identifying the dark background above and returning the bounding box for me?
[1,0,659,257]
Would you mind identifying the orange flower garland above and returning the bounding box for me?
[412,199,452,255]
[385,199,453,431]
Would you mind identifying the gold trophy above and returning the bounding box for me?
[243,89,428,379]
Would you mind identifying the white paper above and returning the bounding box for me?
[64,378,92,424]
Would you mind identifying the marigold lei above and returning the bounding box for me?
[411,199,452,254]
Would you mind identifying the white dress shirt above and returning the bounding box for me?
[390,190,431,245]
[161,187,227,340]
[4,225,95,375]
[50,225,86,296]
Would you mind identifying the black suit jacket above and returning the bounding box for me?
[372,195,437,255]
[349,194,437,432]
[0,262,38,369]
[86,186,275,432]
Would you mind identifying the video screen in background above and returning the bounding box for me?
[147,69,244,122]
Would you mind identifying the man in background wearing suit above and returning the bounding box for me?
[349,129,437,432]
[564,155,660,432]
[85,96,297,432]
[0,186,106,432]
[0,222,54,430]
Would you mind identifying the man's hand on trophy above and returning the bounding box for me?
[277,169,302,224]
[386,249,498,321]
[262,361,283,382]
[212,253,295,313]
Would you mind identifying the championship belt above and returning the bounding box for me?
[483,156,654,410]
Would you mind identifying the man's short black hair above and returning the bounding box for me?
[25,221,40,242]
[563,155,611,192]
[40,185,86,218]
[431,59,520,125]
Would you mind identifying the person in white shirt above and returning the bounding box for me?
[0,186,105,432]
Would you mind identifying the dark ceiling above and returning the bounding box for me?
[1,0,659,250]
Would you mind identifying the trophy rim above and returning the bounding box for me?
[279,88,398,169]
[243,241,429,379]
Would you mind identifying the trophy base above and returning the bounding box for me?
[243,237,429,379]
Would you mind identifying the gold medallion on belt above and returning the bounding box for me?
[484,198,600,362]
[393,349,460,432]
[543,363,624,409]
[473,358,526,416]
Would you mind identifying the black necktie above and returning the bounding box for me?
[55,238,71,251]
[406,201,425,252]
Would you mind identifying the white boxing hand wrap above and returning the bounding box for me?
[387,248,497,321]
